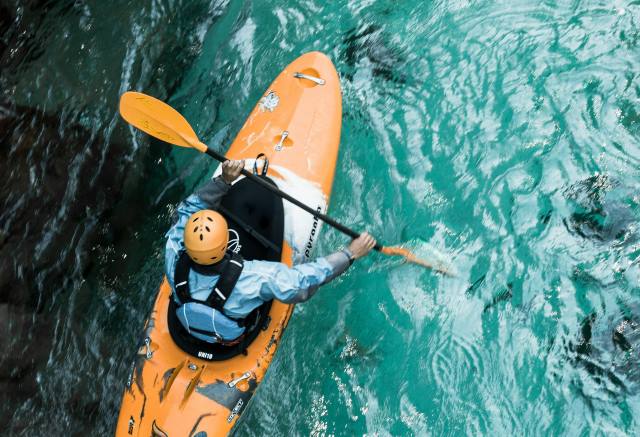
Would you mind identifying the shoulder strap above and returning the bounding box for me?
[205,252,244,310]
[174,251,193,304]
[174,251,246,323]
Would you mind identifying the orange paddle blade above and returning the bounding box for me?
[381,246,453,276]
[119,91,207,152]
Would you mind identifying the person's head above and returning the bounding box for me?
[184,210,228,265]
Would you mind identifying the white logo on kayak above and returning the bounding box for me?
[304,206,322,258]
[228,229,241,254]
[259,91,279,112]
[197,351,213,360]
[227,398,244,423]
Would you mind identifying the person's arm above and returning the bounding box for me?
[195,159,244,208]
[194,176,231,209]
[256,233,377,303]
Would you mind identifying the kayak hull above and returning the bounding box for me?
[115,51,342,436]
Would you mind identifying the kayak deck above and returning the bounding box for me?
[115,51,342,436]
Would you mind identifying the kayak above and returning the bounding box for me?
[115,51,342,436]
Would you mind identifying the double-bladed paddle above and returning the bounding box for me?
[119,91,451,275]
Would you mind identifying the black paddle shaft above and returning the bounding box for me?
[204,147,383,251]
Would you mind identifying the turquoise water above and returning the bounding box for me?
[2,0,640,435]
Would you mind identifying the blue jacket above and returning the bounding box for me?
[165,176,351,342]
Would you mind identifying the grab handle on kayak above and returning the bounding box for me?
[294,72,325,85]
[144,337,153,359]
[228,371,252,388]
[253,153,269,176]
[274,131,289,151]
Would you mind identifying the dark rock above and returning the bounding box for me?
[342,23,406,85]
[570,307,640,395]
[563,175,637,244]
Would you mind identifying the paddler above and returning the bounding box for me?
[165,160,376,344]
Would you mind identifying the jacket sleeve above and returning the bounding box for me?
[255,250,352,303]
[164,176,230,290]
[195,176,231,209]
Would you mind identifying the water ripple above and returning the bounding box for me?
[3,0,640,435]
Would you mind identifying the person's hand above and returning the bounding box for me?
[348,232,377,260]
[222,160,244,184]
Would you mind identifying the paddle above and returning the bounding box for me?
[119,91,451,275]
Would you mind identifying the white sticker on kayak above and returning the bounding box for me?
[259,91,279,112]
[266,166,327,264]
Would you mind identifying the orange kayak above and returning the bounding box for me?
[114,51,342,436]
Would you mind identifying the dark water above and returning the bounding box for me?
[2,0,640,435]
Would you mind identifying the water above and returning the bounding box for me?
[2,0,640,435]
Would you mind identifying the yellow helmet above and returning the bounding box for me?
[184,210,229,265]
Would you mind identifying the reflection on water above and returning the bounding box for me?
[2,0,640,435]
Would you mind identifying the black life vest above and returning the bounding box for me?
[173,250,248,326]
